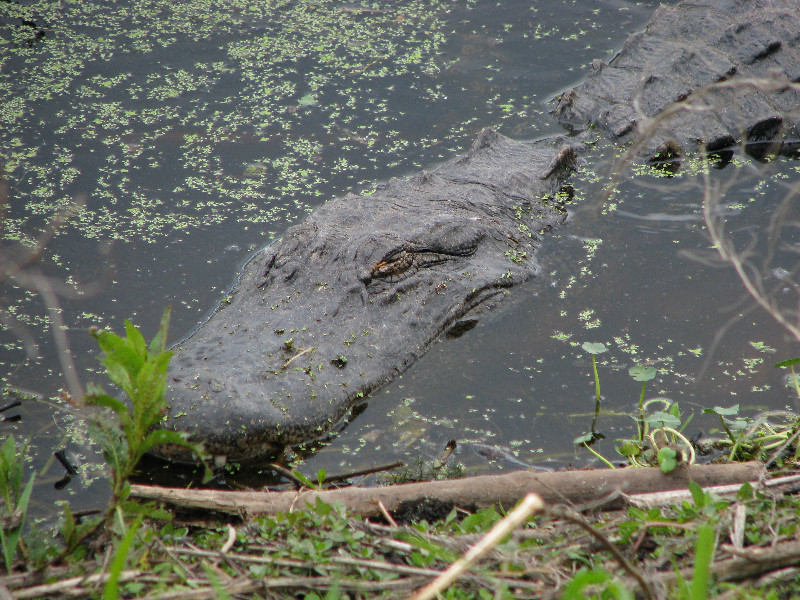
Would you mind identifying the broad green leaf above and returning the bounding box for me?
[1,473,34,573]
[85,393,128,419]
[124,319,148,360]
[629,365,656,381]
[737,481,754,501]
[0,437,19,505]
[560,568,611,600]
[291,470,318,489]
[616,441,641,457]
[138,429,195,459]
[581,342,607,355]
[645,412,681,429]
[95,329,143,376]
[657,448,678,473]
[688,480,705,508]
[561,568,632,600]
[133,360,169,432]
[726,417,750,433]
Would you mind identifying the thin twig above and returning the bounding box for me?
[321,460,406,484]
[220,524,236,553]
[268,463,312,489]
[281,346,315,370]
[378,500,398,527]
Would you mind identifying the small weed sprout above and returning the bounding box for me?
[289,468,327,490]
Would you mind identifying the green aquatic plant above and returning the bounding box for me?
[571,341,696,473]
[702,405,800,463]
[573,342,609,461]
[617,398,695,473]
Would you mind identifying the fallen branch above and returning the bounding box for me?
[130,462,764,518]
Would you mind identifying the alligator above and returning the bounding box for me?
[156,0,800,463]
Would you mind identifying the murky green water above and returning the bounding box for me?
[3,0,799,518]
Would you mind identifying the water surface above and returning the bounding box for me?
[4,0,799,518]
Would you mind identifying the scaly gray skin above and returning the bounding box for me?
[554,0,800,158]
[156,0,800,463]
[158,131,576,462]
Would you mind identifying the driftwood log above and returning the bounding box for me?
[131,462,765,519]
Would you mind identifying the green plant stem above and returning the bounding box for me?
[592,354,601,402]
[583,443,615,469]
[717,415,737,445]
[637,381,646,442]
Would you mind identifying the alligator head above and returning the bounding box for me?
[155,129,577,463]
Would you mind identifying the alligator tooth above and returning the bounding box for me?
[214,455,227,468]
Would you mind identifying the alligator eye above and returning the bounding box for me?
[370,250,415,281]
[367,243,478,288]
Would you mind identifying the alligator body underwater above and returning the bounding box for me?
[157,0,800,463]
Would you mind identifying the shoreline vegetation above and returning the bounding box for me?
[6,457,800,599]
